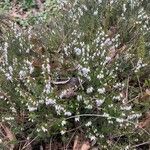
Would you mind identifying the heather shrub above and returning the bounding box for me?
[0,0,150,149]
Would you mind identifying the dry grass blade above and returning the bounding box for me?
[0,123,16,150]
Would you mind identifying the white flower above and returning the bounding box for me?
[113,95,121,100]
[105,56,111,61]
[77,95,82,101]
[100,42,105,47]
[0,96,4,99]
[0,139,2,143]
[125,146,130,150]
[79,67,90,77]
[127,114,141,120]
[113,83,122,88]
[108,103,113,107]
[46,58,50,62]
[97,74,104,79]
[45,98,56,105]
[104,38,112,46]
[37,128,40,132]
[93,10,98,15]
[98,0,102,3]
[78,7,83,16]
[81,4,88,11]
[134,59,147,73]
[75,117,80,122]
[97,88,105,94]
[26,60,34,74]
[26,48,30,53]
[4,42,8,51]
[123,4,126,12]
[39,99,44,104]
[119,93,124,98]
[121,113,126,117]
[96,99,104,106]
[30,65,34,74]
[43,80,51,94]
[116,118,124,123]
[103,113,109,117]
[85,104,93,109]
[121,106,132,111]
[60,130,65,135]
[5,73,12,81]
[90,135,96,141]
[61,120,66,126]
[85,121,92,127]
[59,89,68,99]
[108,120,113,124]
[64,111,72,116]
[55,105,65,115]
[28,106,37,112]
[110,0,114,5]
[100,134,104,138]
[19,70,26,79]
[74,47,81,55]
[3,42,8,64]
[46,64,51,74]
[8,66,13,75]
[41,126,47,132]
[10,107,16,113]
[86,87,94,93]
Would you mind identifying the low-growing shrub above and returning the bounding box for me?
[0,0,150,149]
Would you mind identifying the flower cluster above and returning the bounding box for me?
[0,0,149,149]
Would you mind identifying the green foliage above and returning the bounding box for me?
[137,35,145,59]
[0,0,150,149]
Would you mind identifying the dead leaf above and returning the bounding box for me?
[139,89,150,102]
[59,88,77,99]
[81,141,91,150]
[107,45,127,65]
[138,112,150,129]
[146,89,150,96]
[73,135,90,150]
[9,6,29,20]
[32,58,43,68]
[73,135,80,150]
[107,26,117,38]
[138,119,150,129]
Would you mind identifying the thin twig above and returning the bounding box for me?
[125,76,130,102]
[111,136,122,150]
[21,136,37,150]
[137,74,143,97]
[49,137,52,150]
[131,141,150,148]
[65,131,76,150]
[65,114,150,136]
[124,95,140,105]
